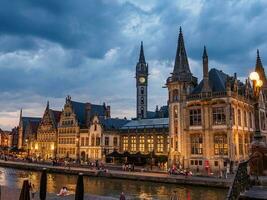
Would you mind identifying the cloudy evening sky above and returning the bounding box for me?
[0,0,267,130]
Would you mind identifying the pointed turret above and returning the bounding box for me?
[173,27,191,76]
[46,101,49,110]
[139,41,146,63]
[20,108,22,120]
[255,49,267,83]
[202,46,211,92]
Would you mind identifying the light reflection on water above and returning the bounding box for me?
[0,167,227,200]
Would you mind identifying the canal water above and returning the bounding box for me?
[0,167,227,200]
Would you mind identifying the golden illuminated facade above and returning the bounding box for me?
[167,28,267,171]
[34,102,61,159]
[79,116,123,161]
[57,95,123,161]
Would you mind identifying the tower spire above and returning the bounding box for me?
[46,101,49,110]
[173,27,191,76]
[255,49,267,83]
[139,41,146,63]
[20,108,22,120]
[202,46,211,92]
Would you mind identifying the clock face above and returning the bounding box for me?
[139,77,146,84]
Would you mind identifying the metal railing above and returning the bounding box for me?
[226,160,251,200]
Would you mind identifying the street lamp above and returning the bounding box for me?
[249,71,267,177]
[76,138,80,163]
[249,71,264,141]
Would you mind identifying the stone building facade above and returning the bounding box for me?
[57,95,125,161]
[18,109,41,151]
[167,28,267,172]
[34,102,61,159]
[120,118,169,157]
[79,116,127,161]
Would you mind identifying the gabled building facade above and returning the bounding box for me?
[18,109,41,150]
[167,28,267,172]
[79,116,128,161]
[34,102,61,159]
[57,95,111,160]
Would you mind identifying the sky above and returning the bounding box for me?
[0,0,267,130]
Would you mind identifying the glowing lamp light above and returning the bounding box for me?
[35,144,38,150]
[256,80,263,88]
[51,145,54,150]
[249,72,260,81]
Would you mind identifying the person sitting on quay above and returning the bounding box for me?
[57,186,69,196]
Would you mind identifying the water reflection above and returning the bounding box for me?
[0,167,227,199]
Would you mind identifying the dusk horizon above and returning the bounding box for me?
[1,0,267,130]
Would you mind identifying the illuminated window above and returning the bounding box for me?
[131,136,136,152]
[157,135,164,153]
[191,134,203,155]
[239,134,243,155]
[174,106,178,118]
[123,136,128,151]
[189,108,201,126]
[212,107,226,125]
[214,134,228,155]
[147,135,154,152]
[139,136,145,152]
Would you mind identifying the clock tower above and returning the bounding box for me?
[136,41,148,119]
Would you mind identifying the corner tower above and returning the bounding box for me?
[166,27,197,166]
[136,41,148,119]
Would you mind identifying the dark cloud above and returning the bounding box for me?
[1,0,267,129]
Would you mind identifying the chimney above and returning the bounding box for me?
[85,103,92,127]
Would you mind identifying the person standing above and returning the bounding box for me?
[120,192,126,200]
[30,184,36,199]
[170,190,179,200]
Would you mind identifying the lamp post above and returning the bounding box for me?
[249,71,266,176]
[25,139,29,158]
[249,71,264,142]
[76,138,80,164]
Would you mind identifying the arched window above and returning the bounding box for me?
[141,87,144,95]
[141,107,144,117]
[141,97,144,104]
[172,89,179,102]
[94,123,97,131]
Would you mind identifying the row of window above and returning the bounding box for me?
[122,135,164,153]
[58,147,75,155]
[182,106,264,128]
[58,138,76,144]
[58,128,76,134]
[80,136,118,147]
[61,120,74,126]
[190,160,227,167]
[189,134,251,156]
